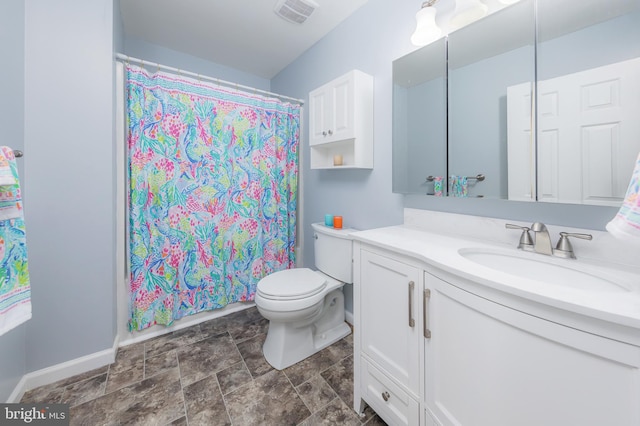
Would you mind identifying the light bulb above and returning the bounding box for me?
[411,5,442,46]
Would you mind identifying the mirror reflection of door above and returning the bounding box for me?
[537,58,640,206]
[507,0,640,206]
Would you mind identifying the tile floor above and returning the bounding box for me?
[21,306,387,426]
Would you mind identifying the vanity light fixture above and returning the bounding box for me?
[449,0,488,30]
[411,0,442,46]
[498,0,521,4]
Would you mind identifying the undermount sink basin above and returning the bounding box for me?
[458,248,630,293]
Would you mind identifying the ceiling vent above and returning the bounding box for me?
[274,0,319,24]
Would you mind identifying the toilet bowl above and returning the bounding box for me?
[255,223,354,370]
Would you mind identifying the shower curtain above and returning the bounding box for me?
[126,64,300,331]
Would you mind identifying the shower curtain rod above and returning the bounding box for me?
[115,53,305,105]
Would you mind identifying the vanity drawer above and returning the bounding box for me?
[361,358,419,426]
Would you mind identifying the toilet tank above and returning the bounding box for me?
[311,222,355,284]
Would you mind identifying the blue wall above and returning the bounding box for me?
[449,46,533,199]
[0,0,26,402]
[0,0,112,400]
[123,37,271,92]
[23,0,116,371]
[397,77,447,194]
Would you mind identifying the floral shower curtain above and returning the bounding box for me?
[126,64,300,331]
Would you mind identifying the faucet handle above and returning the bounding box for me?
[505,223,534,250]
[554,232,593,259]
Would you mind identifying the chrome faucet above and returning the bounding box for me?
[506,222,593,259]
[531,222,553,255]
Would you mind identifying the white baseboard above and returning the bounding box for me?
[8,376,28,404]
[345,309,354,326]
[8,338,118,403]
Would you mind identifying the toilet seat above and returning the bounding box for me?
[257,268,327,300]
[256,268,338,313]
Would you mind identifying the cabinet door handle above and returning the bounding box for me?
[382,391,390,402]
[322,131,327,136]
[424,288,432,339]
[408,281,415,328]
[327,129,333,135]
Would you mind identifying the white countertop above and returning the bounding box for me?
[351,224,640,333]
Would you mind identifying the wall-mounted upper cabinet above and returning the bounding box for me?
[309,70,374,169]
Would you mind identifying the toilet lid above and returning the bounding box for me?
[257,268,327,300]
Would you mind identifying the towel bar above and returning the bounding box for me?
[426,174,485,182]
[467,174,485,181]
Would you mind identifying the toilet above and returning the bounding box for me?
[255,222,354,370]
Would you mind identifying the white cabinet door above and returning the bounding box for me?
[359,249,422,396]
[309,86,331,145]
[309,73,354,146]
[424,272,640,426]
[329,74,354,143]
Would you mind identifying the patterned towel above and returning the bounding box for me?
[450,175,468,197]
[0,148,16,186]
[0,146,31,336]
[0,147,22,221]
[606,152,640,244]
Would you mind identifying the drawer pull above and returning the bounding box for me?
[382,391,390,402]
[408,281,415,328]
[424,288,432,339]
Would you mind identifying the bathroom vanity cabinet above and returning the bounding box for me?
[357,248,422,425]
[308,70,373,169]
[353,239,640,426]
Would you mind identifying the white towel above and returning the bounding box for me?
[606,152,640,243]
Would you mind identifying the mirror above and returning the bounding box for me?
[392,37,447,195]
[448,0,535,199]
[532,0,640,206]
[392,0,640,206]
